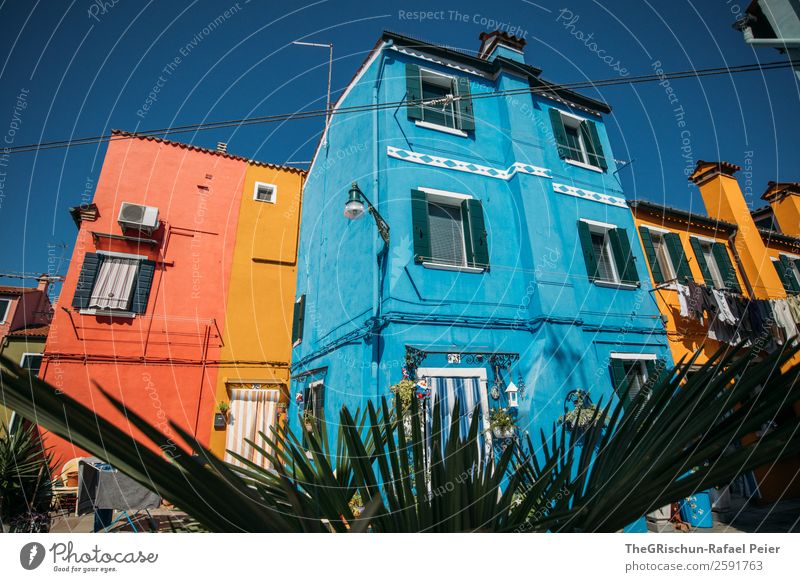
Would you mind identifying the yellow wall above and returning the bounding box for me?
[632,214,745,366]
[209,163,304,457]
[770,195,800,238]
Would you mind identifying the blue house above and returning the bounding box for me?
[290,30,672,448]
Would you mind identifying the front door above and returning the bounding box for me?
[224,387,281,470]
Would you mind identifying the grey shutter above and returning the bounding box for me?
[462,199,489,269]
[638,227,664,284]
[578,221,599,281]
[292,295,306,345]
[455,76,475,131]
[405,63,423,121]
[779,255,800,293]
[130,259,156,314]
[689,237,714,287]
[581,120,608,170]
[608,228,639,285]
[72,253,104,309]
[411,189,431,263]
[610,359,631,407]
[664,233,692,283]
[548,108,569,159]
[712,243,741,293]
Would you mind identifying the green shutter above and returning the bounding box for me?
[405,63,423,121]
[712,243,741,293]
[779,255,800,293]
[462,199,489,269]
[548,108,569,159]
[72,253,104,309]
[581,120,608,170]
[664,233,692,283]
[411,189,431,263]
[638,227,664,284]
[608,228,639,285]
[774,259,789,292]
[455,76,475,131]
[292,295,306,345]
[610,359,631,407]
[689,237,714,288]
[578,220,599,281]
[131,260,156,314]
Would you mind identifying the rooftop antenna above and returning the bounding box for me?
[291,40,333,147]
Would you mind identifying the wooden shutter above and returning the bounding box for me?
[548,108,569,159]
[779,255,800,293]
[645,359,667,390]
[462,199,489,269]
[292,295,306,345]
[455,76,475,131]
[131,259,156,314]
[664,233,692,283]
[411,189,431,263]
[689,237,714,287]
[578,220,599,281]
[638,227,664,284]
[774,259,790,292]
[72,253,104,309]
[610,359,631,407]
[608,228,639,285]
[712,243,741,293]
[581,120,608,170]
[405,63,423,121]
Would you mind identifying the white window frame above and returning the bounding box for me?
[581,219,621,285]
[557,110,603,173]
[19,352,43,371]
[0,297,11,324]
[611,354,656,402]
[649,230,677,282]
[418,187,481,273]
[415,68,468,136]
[253,182,278,204]
[78,250,147,318]
[696,239,725,289]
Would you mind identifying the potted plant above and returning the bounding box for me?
[558,390,607,436]
[489,407,516,439]
[303,408,315,432]
[213,401,230,430]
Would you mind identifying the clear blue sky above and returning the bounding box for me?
[1,0,798,294]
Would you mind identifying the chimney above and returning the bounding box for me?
[478,31,526,63]
[761,181,800,237]
[216,142,228,153]
[689,160,786,299]
[36,274,49,292]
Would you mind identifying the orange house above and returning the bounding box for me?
[40,131,304,466]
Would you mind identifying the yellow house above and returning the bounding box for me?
[209,162,305,464]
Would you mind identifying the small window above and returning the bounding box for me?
[292,294,306,346]
[303,380,325,439]
[610,355,661,408]
[428,199,468,267]
[578,220,639,286]
[0,297,11,323]
[590,230,619,283]
[253,182,277,204]
[72,252,155,315]
[700,241,725,289]
[773,255,800,294]
[549,109,607,170]
[89,256,140,311]
[420,70,459,129]
[689,237,740,292]
[650,232,676,281]
[20,353,43,376]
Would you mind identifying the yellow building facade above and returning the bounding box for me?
[209,163,305,463]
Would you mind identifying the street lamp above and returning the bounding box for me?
[343,182,390,245]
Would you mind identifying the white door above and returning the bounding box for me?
[224,388,281,470]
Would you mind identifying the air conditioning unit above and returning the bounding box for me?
[118,202,159,234]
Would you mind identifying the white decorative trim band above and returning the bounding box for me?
[552,182,627,208]
[387,146,551,180]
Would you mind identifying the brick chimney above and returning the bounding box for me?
[761,181,800,237]
[36,274,49,292]
[689,160,786,299]
[477,30,526,63]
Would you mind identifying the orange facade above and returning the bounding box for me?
[40,132,302,465]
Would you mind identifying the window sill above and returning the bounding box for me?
[415,120,469,137]
[79,308,137,318]
[422,261,485,274]
[565,159,604,173]
[592,280,640,290]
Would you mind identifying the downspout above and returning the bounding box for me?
[371,53,385,399]
[726,228,756,298]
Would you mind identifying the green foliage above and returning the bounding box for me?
[2,344,800,532]
[489,408,516,431]
[0,423,53,532]
[390,379,417,413]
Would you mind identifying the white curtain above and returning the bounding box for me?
[88,257,139,310]
[224,389,281,470]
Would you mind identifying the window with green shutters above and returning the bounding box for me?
[71,252,155,314]
[405,63,474,132]
[578,221,639,286]
[610,356,664,408]
[410,190,488,270]
[689,238,741,292]
[774,255,800,294]
[548,108,607,170]
[292,294,306,346]
[638,227,692,285]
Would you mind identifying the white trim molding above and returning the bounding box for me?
[387,146,550,180]
[610,352,658,361]
[552,183,627,208]
[415,120,469,137]
[253,181,278,204]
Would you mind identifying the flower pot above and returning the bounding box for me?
[213,412,227,430]
[492,427,515,439]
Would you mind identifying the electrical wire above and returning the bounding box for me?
[3,59,794,155]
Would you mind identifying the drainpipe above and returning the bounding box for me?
[740,26,800,45]
[371,55,384,399]
[726,228,756,298]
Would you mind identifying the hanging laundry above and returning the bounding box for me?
[712,289,737,325]
[771,299,798,341]
[786,294,800,326]
[685,281,706,323]
[675,282,690,318]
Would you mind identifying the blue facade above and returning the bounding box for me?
[290,31,671,443]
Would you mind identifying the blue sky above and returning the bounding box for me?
[1,0,798,292]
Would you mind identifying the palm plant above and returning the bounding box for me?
[1,343,799,532]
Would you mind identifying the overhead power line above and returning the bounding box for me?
[3,60,794,156]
